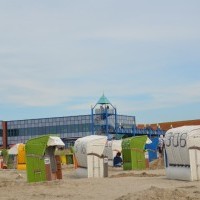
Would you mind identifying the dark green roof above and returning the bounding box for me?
[97,94,111,104]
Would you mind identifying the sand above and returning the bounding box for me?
[0,163,200,200]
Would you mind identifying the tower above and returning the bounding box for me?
[91,94,117,139]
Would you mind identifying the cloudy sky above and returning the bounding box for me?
[0,0,200,124]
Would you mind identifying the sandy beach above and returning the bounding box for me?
[0,162,200,200]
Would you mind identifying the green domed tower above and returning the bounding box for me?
[91,94,117,138]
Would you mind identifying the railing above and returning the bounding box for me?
[96,126,166,137]
[95,109,115,115]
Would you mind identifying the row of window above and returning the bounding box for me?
[7,115,91,126]
[7,123,92,137]
[6,122,135,137]
[7,119,91,129]
[7,131,88,140]
[7,115,135,127]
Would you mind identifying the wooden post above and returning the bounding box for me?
[2,121,8,149]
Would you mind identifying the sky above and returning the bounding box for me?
[0,0,200,124]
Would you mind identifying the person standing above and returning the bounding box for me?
[158,135,165,158]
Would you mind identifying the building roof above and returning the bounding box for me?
[138,119,200,131]
[97,94,111,105]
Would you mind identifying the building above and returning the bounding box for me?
[3,94,196,149]
[138,119,200,132]
[0,94,137,148]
